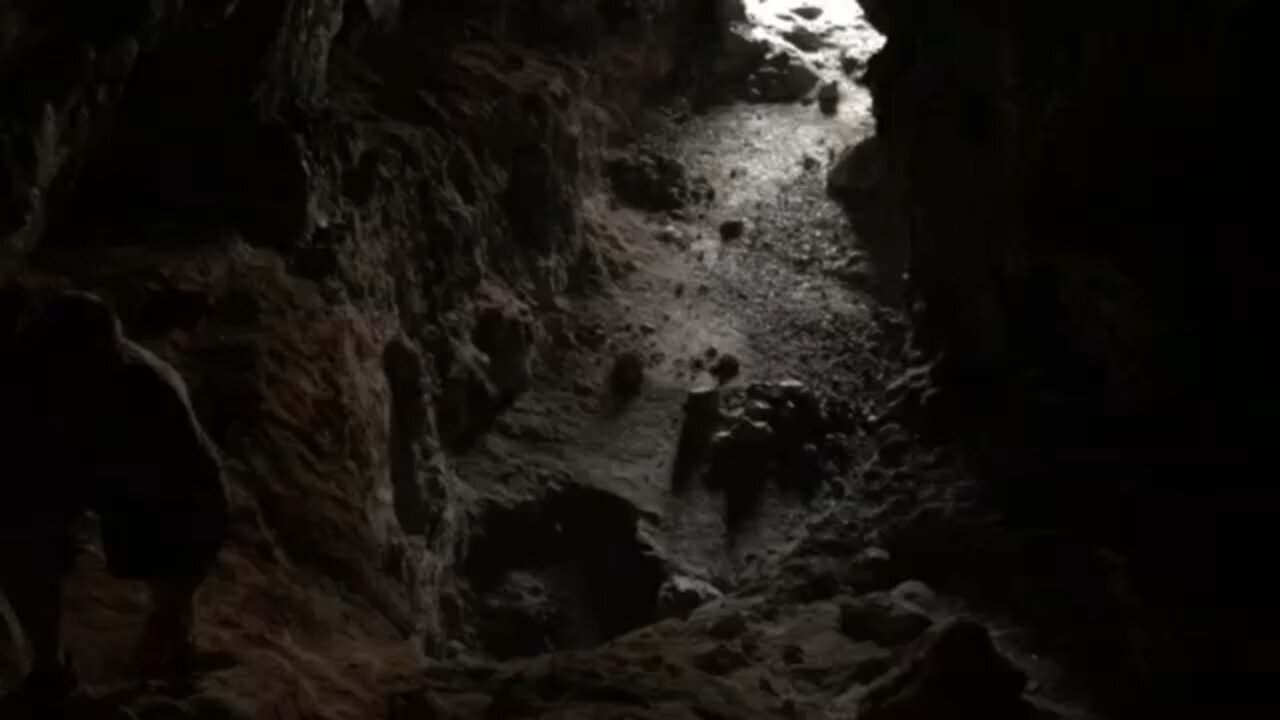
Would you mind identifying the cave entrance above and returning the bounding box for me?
[750,0,863,29]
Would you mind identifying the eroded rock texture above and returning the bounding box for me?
[3,0,1269,717]
[0,0,729,714]
[843,0,1275,713]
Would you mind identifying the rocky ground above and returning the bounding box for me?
[1,1,1203,718]
[429,5,1098,719]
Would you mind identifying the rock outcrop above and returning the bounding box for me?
[844,0,1275,714]
[0,0,742,714]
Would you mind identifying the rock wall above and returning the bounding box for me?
[846,0,1274,712]
[0,0,717,678]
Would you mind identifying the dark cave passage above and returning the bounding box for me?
[1,1,1275,718]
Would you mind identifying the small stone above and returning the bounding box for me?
[656,225,685,246]
[675,283,686,297]
[705,346,719,359]
[719,219,746,241]
[611,351,645,397]
[817,81,840,115]
[640,322,658,334]
[802,154,821,171]
[710,353,741,382]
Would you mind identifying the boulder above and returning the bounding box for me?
[708,612,748,640]
[682,385,723,439]
[891,580,938,611]
[717,25,772,80]
[710,353,741,382]
[827,137,885,206]
[475,572,571,659]
[706,417,776,497]
[719,219,746,240]
[847,547,897,591]
[745,51,820,103]
[839,593,933,647]
[657,575,724,619]
[817,80,840,115]
[605,148,696,212]
[783,26,826,52]
[840,49,867,76]
[860,619,1031,720]
[693,642,751,676]
[472,302,535,398]
[717,0,748,23]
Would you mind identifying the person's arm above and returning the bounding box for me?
[120,344,223,496]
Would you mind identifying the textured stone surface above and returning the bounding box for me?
[6,1,1246,718]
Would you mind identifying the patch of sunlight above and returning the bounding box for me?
[748,0,864,30]
[743,0,884,62]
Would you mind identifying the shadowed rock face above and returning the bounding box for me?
[0,0,720,711]
[846,0,1274,713]
[2,1,1268,718]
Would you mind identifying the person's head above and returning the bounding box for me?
[24,291,123,373]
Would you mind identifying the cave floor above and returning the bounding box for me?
[0,4,1100,719]
[454,0,896,634]
[447,4,1092,717]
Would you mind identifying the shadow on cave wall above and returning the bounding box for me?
[35,2,310,254]
[850,0,1277,714]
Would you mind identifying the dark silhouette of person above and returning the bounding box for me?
[0,290,229,705]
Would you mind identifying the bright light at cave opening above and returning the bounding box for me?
[745,0,883,60]
[750,0,864,29]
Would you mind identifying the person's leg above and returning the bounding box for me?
[0,573,78,705]
[0,574,64,676]
[134,576,199,675]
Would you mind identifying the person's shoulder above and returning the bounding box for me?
[119,339,188,398]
